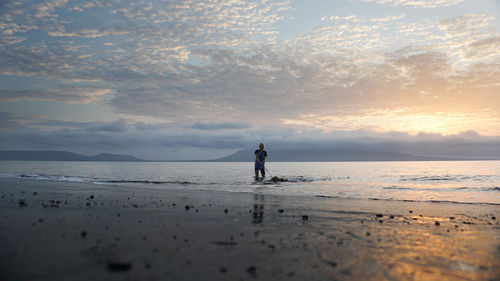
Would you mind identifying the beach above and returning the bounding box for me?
[0,177,498,281]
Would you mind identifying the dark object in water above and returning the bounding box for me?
[271,176,287,182]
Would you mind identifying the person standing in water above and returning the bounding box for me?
[255,143,267,178]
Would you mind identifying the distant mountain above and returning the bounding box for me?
[213,149,458,162]
[0,151,143,162]
[89,153,142,161]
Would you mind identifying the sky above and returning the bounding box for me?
[0,0,499,160]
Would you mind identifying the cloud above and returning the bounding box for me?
[85,118,129,132]
[47,27,129,38]
[190,121,251,130]
[0,0,294,104]
[1,117,499,160]
[34,0,68,19]
[440,14,495,38]
[106,45,500,135]
[438,14,499,61]
[0,111,43,129]
[0,1,498,137]
[0,0,294,81]
[0,86,112,103]
[461,36,500,60]
[356,0,466,8]
[0,111,120,131]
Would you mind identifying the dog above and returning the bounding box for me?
[271,176,287,182]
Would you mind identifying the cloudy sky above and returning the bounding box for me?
[0,0,499,160]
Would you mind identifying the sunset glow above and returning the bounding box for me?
[283,111,500,135]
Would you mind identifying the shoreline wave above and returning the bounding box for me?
[399,174,493,182]
[314,195,500,206]
[383,186,500,192]
[1,172,499,206]
[0,173,322,186]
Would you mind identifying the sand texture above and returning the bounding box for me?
[0,178,499,281]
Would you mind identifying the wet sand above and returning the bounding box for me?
[0,178,499,281]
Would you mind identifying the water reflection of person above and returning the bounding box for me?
[252,194,264,224]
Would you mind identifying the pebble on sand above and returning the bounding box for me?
[247,265,257,278]
[106,261,133,272]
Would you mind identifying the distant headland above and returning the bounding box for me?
[0,151,143,162]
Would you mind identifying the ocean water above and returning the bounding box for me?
[0,161,499,205]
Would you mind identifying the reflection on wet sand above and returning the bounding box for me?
[309,212,500,280]
[252,194,264,224]
[370,215,499,280]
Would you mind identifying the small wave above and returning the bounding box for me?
[0,173,196,186]
[383,186,500,192]
[314,195,500,206]
[103,180,194,185]
[2,172,332,187]
[284,176,315,183]
[271,175,329,183]
[315,195,342,199]
[399,174,492,182]
[4,173,93,183]
[426,200,500,205]
[382,186,412,190]
[253,175,329,185]
[400,175,456,181]
[366,197,500,206]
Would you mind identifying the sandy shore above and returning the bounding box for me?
[0,178,499,281]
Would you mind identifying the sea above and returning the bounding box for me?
[0,161,499,205]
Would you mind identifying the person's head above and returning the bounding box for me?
[259,143,264,150]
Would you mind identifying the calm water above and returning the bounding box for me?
[0,161,499,205]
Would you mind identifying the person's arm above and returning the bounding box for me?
[255,151,260,164]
